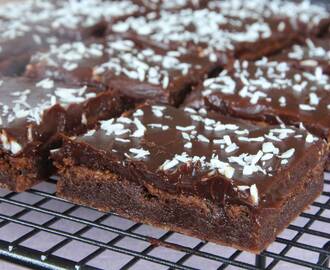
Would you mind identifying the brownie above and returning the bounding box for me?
[110,4,299,62]
[90,36,219,106]
[0,77,126,191]
[53,104,328,253]
[198,58,330,170]
[132,0,208,11]
[0,0,145,76]
[269,38,330,75]
[207,0,330,37]
[25,35,218,106]
[25,39,108,83]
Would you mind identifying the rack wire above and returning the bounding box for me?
[0,0,330,266]
[0,173,328,270]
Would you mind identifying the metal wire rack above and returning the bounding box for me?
[0,172,328,270]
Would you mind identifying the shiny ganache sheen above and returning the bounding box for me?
[59,104,327,208]
[0,0,145,70]
[25,35,217,106]
[269,38,330,75]
[110,0,330,61]
[0,77,105,155]
[204,58,330,139]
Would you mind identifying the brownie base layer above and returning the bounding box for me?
[0,146,52,192]
[326,155,330,171]
[56,160,324,253]
[0,91,132,192]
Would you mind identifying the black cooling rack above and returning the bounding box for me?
[0,173,328,270]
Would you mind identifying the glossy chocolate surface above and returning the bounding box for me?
[203,58,330,139]
[207,0,330,35]
[270,38,330,74]
[25,39,108,83]
[110,0,323,61]
[0,0,144,63]
[63,104,326,207]
[0,77,104,155]
[26,35,216,105]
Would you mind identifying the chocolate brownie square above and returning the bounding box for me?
[132,0,207,11]
[53,104,328,253]
[199,58,330,169]
[91,36,219,106]
[25,35,219,106]
[0,0,146,75]
[269,38,330,75]
[0,77,126,191]
[110,3,298,62]
[25,38,108,83]
[207,0,330,36]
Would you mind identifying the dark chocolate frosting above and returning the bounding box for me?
[0,77,104,154]
[65,104,326,207]
[110,0,330,62]
[270,38,330,75]
[0,0,144,63]
[203,58,330,139]
[26,35,217,106]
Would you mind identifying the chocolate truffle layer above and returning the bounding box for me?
[53,104,328,252]
[0,77,126,191]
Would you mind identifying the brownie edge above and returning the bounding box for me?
[54,153,324,253]
[52,104,328,252]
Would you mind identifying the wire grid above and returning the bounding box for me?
[0,173,327,270]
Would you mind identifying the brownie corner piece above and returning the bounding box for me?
[53,104,328,252]
[0,76,127,192]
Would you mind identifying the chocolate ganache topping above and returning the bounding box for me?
[72,104,325,207]
[0,77,103,154]
[203,58,330,139]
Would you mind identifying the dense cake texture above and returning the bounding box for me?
[0,77,126,191]
[25,35,219,106]
[53,104,328,252]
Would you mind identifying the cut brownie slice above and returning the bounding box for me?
[0,0,144,75]
[53,104,328,252]
[91,36,219,106]
[111,3,299,62]
[25,35,218,106]
[132,0,207,11]
[269,38,330,75]
[200,58,330,169]
[207,0,330,37]
[25,39,108,83]
[0,77,126,191]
